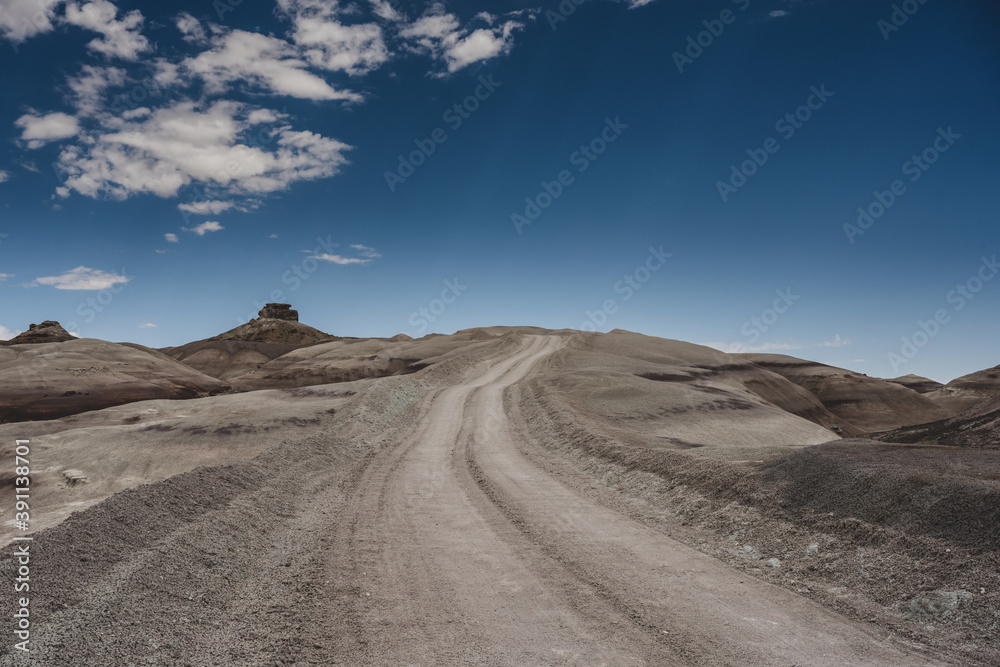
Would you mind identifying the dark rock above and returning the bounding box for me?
[2,320,75,345]
[258,304,298,321]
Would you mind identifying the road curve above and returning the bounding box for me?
[324,335,935,666]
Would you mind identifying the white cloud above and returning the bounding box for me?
[816,334,850,348]
[175,11,205,43]
[154,249,168,254]
[182,28,362,101]
[53,100,352,202]
[177,200,234,215]
[0,324,22,340]
[15,111,80,149]
[0,171,9,183]
[311,244,380,265]
[34,266,130,290]
[64,0,150,60]
[279,0,390,75]
[350,243,381,258]
[0,0,63,42]
[368,0,402,22]
[182,220,223,236]
[67,64,127,116]
[269,233,278,238]
[400,4,525,73]
[138,322,156,328]
[0,273,14,281]
[164,232,178,242]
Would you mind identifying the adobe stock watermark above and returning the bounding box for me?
[384,75,502,192]
[63,268,134,337]
[844,126,960,244]
[888,255,998,373]
[671,0,752,74]
[877,0,930,41]
[214,0,247,21]
[511,117,628,234]
[716,85,834,202]
[12,439,33,654]
[407,279,468,335]
[579,245,672,331]
[546,0,588,30]
[237,235,339,325]
[739,288,800,346]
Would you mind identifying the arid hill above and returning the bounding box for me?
[0,337,225,423]
[737,353,951,432]
[161,303,337,380]
[886,374,944,394]
[874,391,1000,449]
[0,320,75,345]
[925,364,1000,413]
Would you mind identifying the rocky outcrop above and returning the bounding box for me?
[2,320,75,345]
[162,304,335,378]
[258,303,298,321]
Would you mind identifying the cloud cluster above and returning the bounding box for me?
[399,3,527,73]
[53,100,351,201]
[34,265,130,290]
[63,0,149,59]
[6,1,546,215]
[312,243,382,265]
[15,111,79,148]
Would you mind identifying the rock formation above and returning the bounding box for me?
[258,303,298,321]
[2,320,75,345]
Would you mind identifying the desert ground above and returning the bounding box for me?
[1,312,998,665]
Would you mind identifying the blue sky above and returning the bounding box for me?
[0,0,997,382]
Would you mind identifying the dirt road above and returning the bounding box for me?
[1,335,941,665]
[321,335,933,665]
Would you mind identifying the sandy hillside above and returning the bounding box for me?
[926,365,1000,413]
[0,338,225,422]
[535,330,849,456]
[886,374,945,394]
[0,383,359,543]
[739,353,952,432]
[874,391,1000,449]
[223,327,543,390]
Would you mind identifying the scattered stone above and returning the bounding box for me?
[62,469,89,486]
[907,590,973,618]
[765,558,782,568]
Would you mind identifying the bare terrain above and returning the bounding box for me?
[1,325,998,665]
